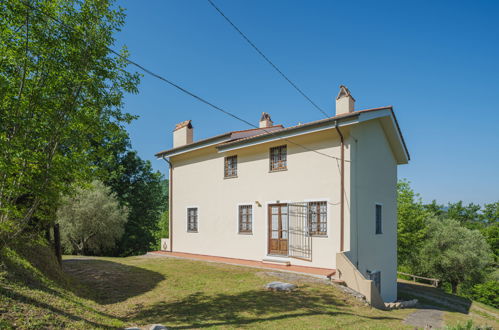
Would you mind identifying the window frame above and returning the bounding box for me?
[238,204,253,234]
[375,203,382,235]
[269,145,287,172]
[224,155,238,178]
[307,201,328,236]
[187,207,198,233]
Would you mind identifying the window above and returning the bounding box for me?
[238,205,252,233]
[375,204,382,234]
[187,208,198,232]
[308,201,327,235]
[224,155,237,178]
[269,145,287,171]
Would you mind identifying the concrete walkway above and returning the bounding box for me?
[147,251,336,278]
[403,308,444,328]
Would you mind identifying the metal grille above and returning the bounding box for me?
[269,145,287,171]
[288,202,312,260]
[224,155,237,178]
[239,205,252,233]
[187,208,198,232]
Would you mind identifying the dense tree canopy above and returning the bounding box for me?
[0,0,139,244]
[104,151,166,256]
[418,218,492,293]
[396,180,429,268]
[57,180,128,255]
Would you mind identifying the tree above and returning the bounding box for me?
[57,181,128,255]
[446,201,482,229]
[0,0,139,244]
[104,151,165,256]
[397,180,430,269]
[418,217,493,293]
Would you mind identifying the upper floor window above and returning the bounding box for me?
[375,204,382,234]
[269,145,287,171]
[238,205,252,234]
[308,201,327,235]
[187,207,198,232]
[224,155,237,178]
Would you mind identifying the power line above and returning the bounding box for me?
[207,0,329,119]
[19,0,347,162]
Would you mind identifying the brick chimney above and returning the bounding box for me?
[259,112,273,128]
[335,85,355,116]
[173,120,193,148]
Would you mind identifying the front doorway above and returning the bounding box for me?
[268,204,289,255]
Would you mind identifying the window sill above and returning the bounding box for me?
[269,168,288,173]
[309,234,328,238]
[187,231,198,233]
[224,175,238,179]
[238,232,253,235]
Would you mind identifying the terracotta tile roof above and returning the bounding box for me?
[218,106,392,148]
[156,106,410,160]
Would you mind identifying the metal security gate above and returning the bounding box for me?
[288,202,312,261]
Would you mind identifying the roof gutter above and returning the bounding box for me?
[335,121,345,252]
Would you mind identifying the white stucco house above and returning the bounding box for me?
[156,86,409,304]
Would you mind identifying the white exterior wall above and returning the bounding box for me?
[348,120,398,302]
[170,130,349,269]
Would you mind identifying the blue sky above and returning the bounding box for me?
[116,0,499,205]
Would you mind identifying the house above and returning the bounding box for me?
[155,86,409,304]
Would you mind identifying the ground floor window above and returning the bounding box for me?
[187,207,198,232]
[238,205,252,233]
[308,201,327,235]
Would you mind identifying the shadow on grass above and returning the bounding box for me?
[398,281,472,314]
[0,286,118,328]
[63,258,165,305]
[132,289,400,328]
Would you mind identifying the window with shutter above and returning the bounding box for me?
[375,204,382,234]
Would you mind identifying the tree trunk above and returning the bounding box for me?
[450,281,459,294]
[53,224,62,266]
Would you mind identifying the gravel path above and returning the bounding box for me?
[403,308,443,328]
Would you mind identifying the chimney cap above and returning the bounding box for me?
[260,112,272,121]
[174,120,193,131]
[336,85,356,101]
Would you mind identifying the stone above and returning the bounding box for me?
[125,328,141,330]
[265,281,297,291]
[149,325,168,330]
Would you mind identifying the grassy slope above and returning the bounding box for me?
[0,239,124,329]
[0,240,497,329]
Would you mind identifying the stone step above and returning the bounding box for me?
[331,279,346,286]
[262,257,291,266]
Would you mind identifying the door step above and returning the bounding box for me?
[262,257,291,266]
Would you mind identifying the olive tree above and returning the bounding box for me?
[57,181,128,255]
[418,217,493,293]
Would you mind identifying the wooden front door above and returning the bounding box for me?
[268,204,289,255]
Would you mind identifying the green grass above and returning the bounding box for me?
[1,240,498,329]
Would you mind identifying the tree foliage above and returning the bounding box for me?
[397,180,429,268]
[0,0,139,243]
[104,151,166,256]
[57,180,128,255]
[418,218,493,293]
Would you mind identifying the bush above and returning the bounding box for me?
[467,281,499,308]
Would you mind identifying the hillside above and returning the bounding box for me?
[0,240,497,329]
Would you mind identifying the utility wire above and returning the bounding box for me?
[19,0,348,162]
[207,0,329,119]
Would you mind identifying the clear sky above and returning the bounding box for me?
[115,0,499,205]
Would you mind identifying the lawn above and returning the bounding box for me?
[62,255,412,329]
[1,246,497,329]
